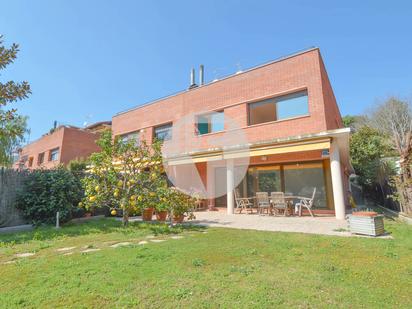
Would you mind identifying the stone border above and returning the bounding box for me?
[0,224,33,234]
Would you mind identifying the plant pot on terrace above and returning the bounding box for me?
[173,214,185,223]
[156,211,168,222]
[142,208,154,221]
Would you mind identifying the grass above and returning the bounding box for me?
[1,218,412,308]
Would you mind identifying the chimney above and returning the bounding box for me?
[199,64,204,86]
[189,68,197,89]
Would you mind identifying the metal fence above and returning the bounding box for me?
[0,168,28,227]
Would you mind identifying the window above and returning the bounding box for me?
[28,157,34,168]
[154,123,172,142]
[49,148,59,161]
[38,152,45,165]
[120,131,140,145]
[196,111,224,135]
[248,90,308,125]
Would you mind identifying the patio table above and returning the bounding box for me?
[283,196,310,216]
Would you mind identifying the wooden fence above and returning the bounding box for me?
[0,168,28,227]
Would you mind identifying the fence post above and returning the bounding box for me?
[56,211,60,229]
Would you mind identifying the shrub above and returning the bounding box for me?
[67,158,89,174]
[16,168,83,224]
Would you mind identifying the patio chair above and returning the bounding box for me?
[295,188,316,217]
[256,192,270,215]
[234,188,254,214]
[270,192,288,216]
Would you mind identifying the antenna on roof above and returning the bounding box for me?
[235,62,243,74]
[83,114,93,127]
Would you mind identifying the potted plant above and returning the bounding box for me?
[142,207,154,221]
[170,188,196,223]
[155,201,168,221]
[142,190,158,221]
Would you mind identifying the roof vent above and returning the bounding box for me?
[199,64,204,85]
[188,68,198,89]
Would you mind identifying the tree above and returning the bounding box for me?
[0,35,31,165]
[350,126,392,184]
[342,114,368,131]
[0,114,27,166]
[81,130,195,225]
[369,98,412,213]
[349,125,397,207]
[81,130,167,225]
[0,35,31,133]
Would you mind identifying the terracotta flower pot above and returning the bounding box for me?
[173,214,185,223]
[142,208,154,221]
[156,210,168,222]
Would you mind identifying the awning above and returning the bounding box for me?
[166,138,330,166]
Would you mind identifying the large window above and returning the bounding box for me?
[49,148,59,161]
[196,111,224,135]
[247,166,281,196]
[120,131,140,145]
[248,90,309,125]
[154,123,172,142]
[233,161,330,209]
[283,162,327,208]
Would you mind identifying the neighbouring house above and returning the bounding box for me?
[14,121,111,170]
[112,48,351,219]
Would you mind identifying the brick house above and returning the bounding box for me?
[112,47,350,219]
[14,121,111,170]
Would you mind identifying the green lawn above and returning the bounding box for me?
[1,218,411,308]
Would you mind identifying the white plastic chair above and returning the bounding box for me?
[295,188,316,217]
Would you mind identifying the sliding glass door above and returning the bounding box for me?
[283,162,328,209]
[246,162,330,209]
[215,161,332,209]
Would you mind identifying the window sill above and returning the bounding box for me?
[245,114,311,129]
[195,130,224,138]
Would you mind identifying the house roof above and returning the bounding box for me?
[85,121,112,130]
[114,47,319,117]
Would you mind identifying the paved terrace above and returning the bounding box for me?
[192,211,352,237]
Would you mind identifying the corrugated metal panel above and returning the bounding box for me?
[348,215,385,236]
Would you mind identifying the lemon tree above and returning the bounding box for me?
[80,130,166,225]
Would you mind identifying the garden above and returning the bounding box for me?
[1,217,412,308]
[2,130,196,229]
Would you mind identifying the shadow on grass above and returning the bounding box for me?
[0,218,206,245]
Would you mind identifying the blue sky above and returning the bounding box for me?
[1,0,411,140]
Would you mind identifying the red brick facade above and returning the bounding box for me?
[15,126,102,169]
[111,48,349,215]
[112,48,343,147]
